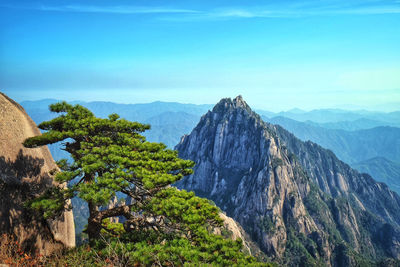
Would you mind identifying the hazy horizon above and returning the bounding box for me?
[8,94,399,113]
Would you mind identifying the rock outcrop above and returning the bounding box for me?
[217,212,267,259]
[176,96,400,266]
[0,92,75,255]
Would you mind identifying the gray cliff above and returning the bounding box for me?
[176,96,400,266]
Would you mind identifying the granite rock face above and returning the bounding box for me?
[176,96,400,266]
[0,92,75,255]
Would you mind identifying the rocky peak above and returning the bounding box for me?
[211,95,253,116]
[176,96,325,262]
[176,96,400,266]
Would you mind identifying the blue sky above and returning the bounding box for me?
[0,0,399,111]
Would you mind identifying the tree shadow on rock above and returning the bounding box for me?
[0,149,62,255]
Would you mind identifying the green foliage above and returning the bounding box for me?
[150,188,222,229]
[258,216,276,234]
[40,239,275,267]
[24,101,193,222]
[101,218,125,237]
[303,183,343,244]
[283,230,324,267]
[25,186,73,219]
[122,237,262,266]
[24,102,268,265]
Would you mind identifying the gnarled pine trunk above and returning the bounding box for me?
[87,201,102,242]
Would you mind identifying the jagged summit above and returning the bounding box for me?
[232,95,251,110]
[212,95,253,115]
[176,96,400,266]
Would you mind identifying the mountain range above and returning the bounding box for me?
[306,118,400,131]
[21,99,210,149]
[258,108,400,126]
[264,116,400,164]
[21,99,400,195]
[263,116,400,193]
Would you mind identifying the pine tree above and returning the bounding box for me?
[24,102,269,265]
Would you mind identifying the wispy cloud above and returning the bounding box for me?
[159,0,400,21]
[185,0,400,20]
[213,6,400,18]
[3,4,199,15]
[2,0,400,19]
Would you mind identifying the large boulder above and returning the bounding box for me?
[0,92,75,255]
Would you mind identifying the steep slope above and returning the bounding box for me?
[265,116,400,164]
[216,212,267,259]
[0,93,75,255]
[176,96,400,266]
[353,157,400,194]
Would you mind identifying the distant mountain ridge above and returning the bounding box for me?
[265,116,400,164]
[22,99,400,130]
[305,118,400,131]
[263,115,400,194]
[266,109,400,125]
[21,100,212,149]
[22,99,211,123]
